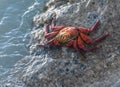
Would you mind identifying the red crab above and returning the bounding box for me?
[37,19,109,53]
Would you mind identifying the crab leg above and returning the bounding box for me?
[79,32,109,44]
[79,33,93,44]
[45,26,67,38]
[51,19,64,31]
[45,19,56,33]
[45,31,59,38]
[51,19,66,30]
[53,39,61,46]
[90,19,100,32]
[51,19,67,31]
[48,39,61,48]
[77,36,101,51]
[45,19,66,38]
[37,38,55,47]
[37,37,62,47]
[93,32,109,44]
[78,19,100,33]
[81,46,101,51]
[51,19,56,29]
[77,36,85,48]
[72,35,98,51]
[45,24,50,33]
[72,39,86,58]
[73,39,79,50]
[46,19,66,32]
[52,26,66,31]
[44,22,59,38]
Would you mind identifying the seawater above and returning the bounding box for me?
[0,0,45,77]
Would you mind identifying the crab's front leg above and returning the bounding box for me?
[37,38,61,47]
[37,38,55,47]
[51,19,56,29]
[45,19,56,33]
[45,31,59,39]
[45,24,50,34]
[45,19,66,39]
[45,19,56,34]
[44,23,58,39]
[51,19,66,31]
[77,19,100,33]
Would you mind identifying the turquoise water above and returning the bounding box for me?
[0,0,44,76]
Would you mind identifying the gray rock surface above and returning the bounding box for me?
[1,0,120,87]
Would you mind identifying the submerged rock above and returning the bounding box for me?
[1,0,120,87]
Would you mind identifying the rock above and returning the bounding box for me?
[111,79,120,87]
[1,0,120,87]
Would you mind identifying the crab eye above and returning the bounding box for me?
[63,36,66,42]
[61,36,65,42]
[60,36,63,40]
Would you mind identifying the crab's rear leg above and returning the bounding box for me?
[77,19,100,33]
[72,39,86,58]
[80,32,109,44]
[81,46,101,51]
[92,32,109,44]
[74,36,97,51]
[77,36,101,51]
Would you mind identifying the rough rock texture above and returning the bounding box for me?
[1,0,120,87]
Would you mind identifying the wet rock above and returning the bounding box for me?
[111,79,120,87]
[1,0,120,87]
